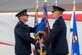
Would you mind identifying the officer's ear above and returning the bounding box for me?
[18,17,20,20]
[59,11,63,15]
[18,16,22,20]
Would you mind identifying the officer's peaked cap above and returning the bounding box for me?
[52,5,65,13]
[15,9,28,17]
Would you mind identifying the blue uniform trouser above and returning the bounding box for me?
[47,49,68,55]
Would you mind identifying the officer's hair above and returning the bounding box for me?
[17,17,20,20]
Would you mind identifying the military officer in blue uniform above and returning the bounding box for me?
[14,9,37,55]
[40,5,69,55]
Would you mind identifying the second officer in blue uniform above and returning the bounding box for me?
[42,5,69,55]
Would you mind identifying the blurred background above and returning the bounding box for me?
[0,0,82,55]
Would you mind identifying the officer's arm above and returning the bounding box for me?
[29,27,36,33]
[15,28,37,45]
[29,25,38,33]
[44,22,61,46]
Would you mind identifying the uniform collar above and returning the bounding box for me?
[54,16,62,23]
[18,21,28,28]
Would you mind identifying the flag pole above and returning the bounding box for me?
[73,0,76,11]
[40,1,48,55]
[43,0,48,17]
[33,0,38,55]
[44,0,47,6]
[68,0,76,55]
[40,0,49,55]
[55,0,58,6]
[72,0,80,54]
[34,0,39,26]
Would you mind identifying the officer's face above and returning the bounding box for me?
[52,11,60,19]
[20,15,28,21]
[23,15,28,21]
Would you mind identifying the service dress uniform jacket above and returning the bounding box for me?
[44,16,68,55]
[14,21,36,55]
